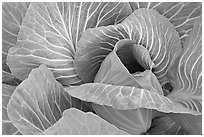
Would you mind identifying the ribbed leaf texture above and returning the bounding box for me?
[2,2,30,86]
[7,2,132,86]
[2,84,22,135]
[44,108,129,135]
[7,65,93,134]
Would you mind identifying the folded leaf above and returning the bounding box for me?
[67,45,199,135]
[94,51,142,87]
[147,113,187,135]
[120,8,182,83]
[132,70,163,95]
[113,39,155,72]
[168,113,202,134]
[7,2,132,86]
[129,2,202,45]
[66,83,199,115]
[166,16,202,113]
[3,2,202,135]
[2,2,29,86]
[7,65,72,134]
[68,39,200,134]
[147,111,202,135]
[94,50,162,95]
[2,84,22,135]
[93,49,156,134]
[74,25,129,83]
[74,8,182,84]
[44,108,128,135]
[92,104,152,134]
[131,43,155,70]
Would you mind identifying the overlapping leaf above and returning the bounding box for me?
[74,24,129,83]
[2,84,22,135]
[94,42,162,95]
[68,82,199,114]
[67,35,200,134]
[147,113,187,135]
[90,42,157,134]
[7,65,72,134]
[166,17,202,114]
[6,65,94,134]
[92,104,152,134]
[128,2,202,45]
[7,2,132,86]
[168,113,202,134]
[2,2,30,86]
[147,112,202,135]
[121,9,183,83]
[43,108,128,135]
[74,8,182,83]
[68,51,199,115]
[3,2,202,135]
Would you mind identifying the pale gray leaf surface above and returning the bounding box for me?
[68,40,201,135]
[92,49,156,134]
[7,2,132,86]
[168,113,202,134]
[74,8,182,84]
[132,70,163,96]
[129,2,202,46]
[166,16,202,113]
[120,8,182,83]
[92,104,152,134]
[66,83,199,115]
[94,49,163,96]
[67,51,199,115]
[2,84,22,135]
[7,65,72,134]
[43,108,129,135]
[147,111,202,135]
[94,48,142,88]
[2,2,29,86]
[147,113,187,135]
[74,24,130,83]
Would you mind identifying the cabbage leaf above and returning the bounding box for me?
[2,2,30,85]
[43,108,129,135]
[166,16,202,113]
[74,8,182,84]
[2,84,22,135]
[3,2,202,135]
[129,2,202,46]
[7,65,93,134]
[7,2,132,86]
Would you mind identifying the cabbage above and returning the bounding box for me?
[3,2,202,135]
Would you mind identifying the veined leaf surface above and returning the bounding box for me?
[6,65,93,134]
[147,113,187,135]
[2,2,29,86]
[74,8,182,83]
[7,65,72,134]
[7,2,132,86]
[2,84,22,135]
[166,17,202,113]
[168,113,202,134]
[67,80,199,115]
[129,2,202,45]
[3,2,202,135]
[147,112,202,135]
[66,46,200,134]
[44,108,128,135]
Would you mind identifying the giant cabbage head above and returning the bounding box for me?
[2,2,202,135]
